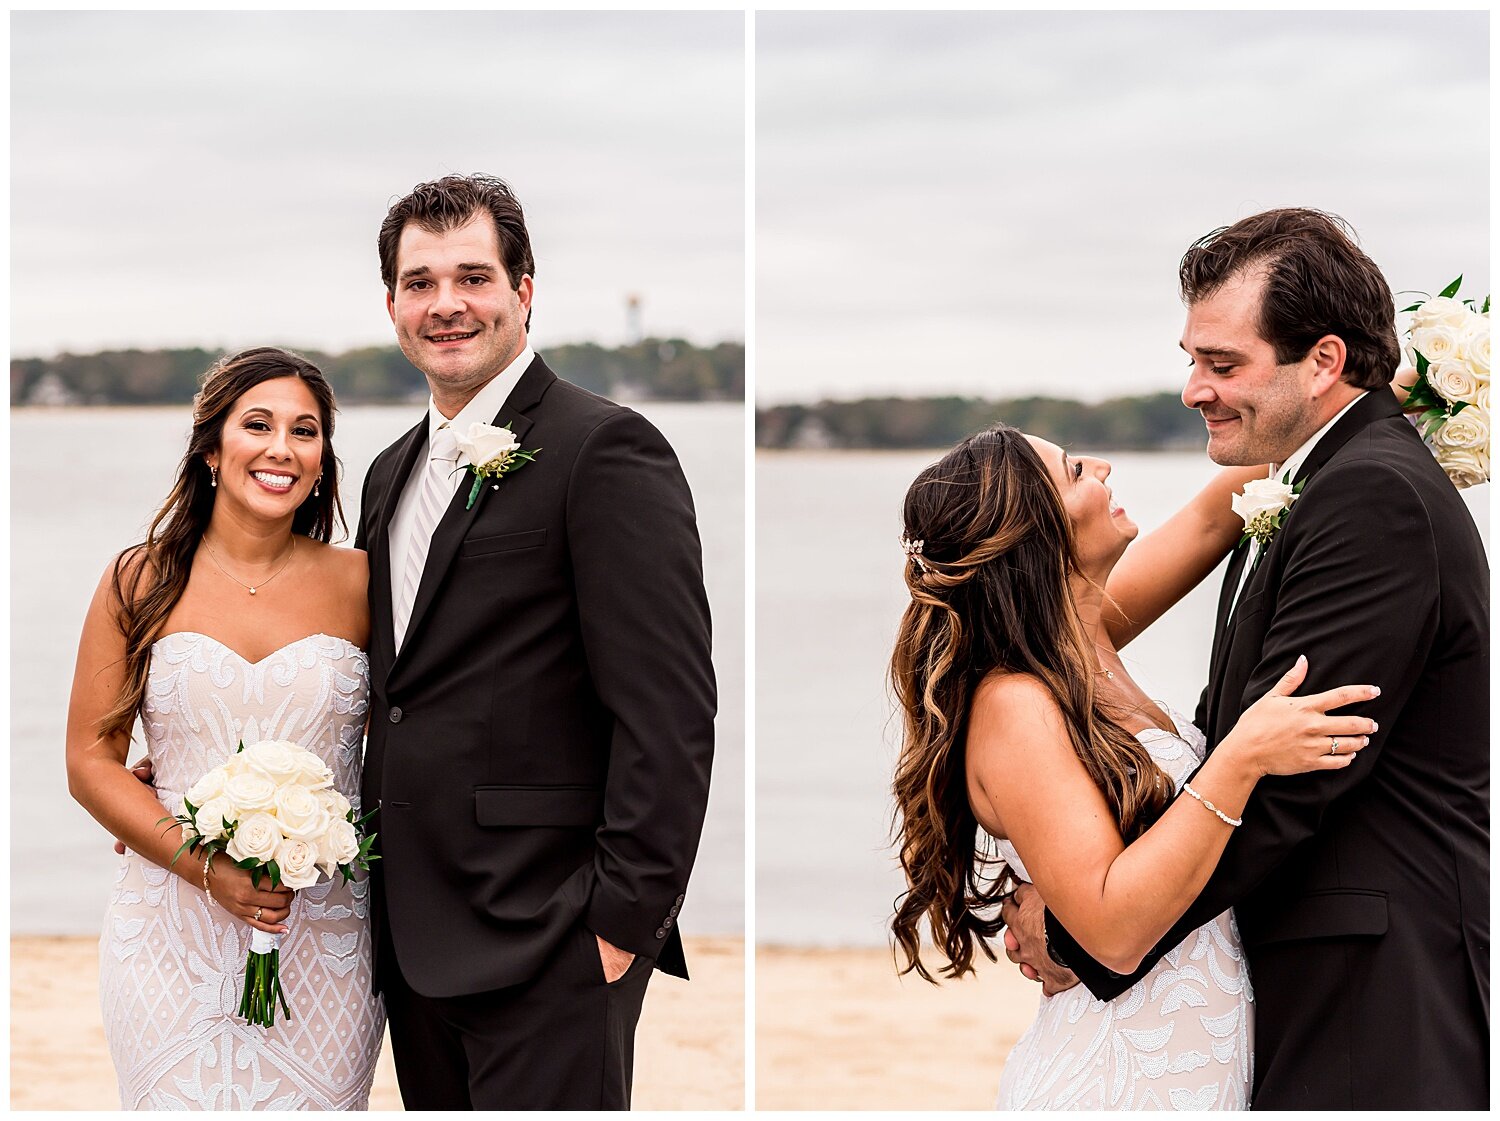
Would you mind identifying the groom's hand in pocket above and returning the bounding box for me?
[596,934,636,983]
[112,759,157,855]
[1002,882,1079,996]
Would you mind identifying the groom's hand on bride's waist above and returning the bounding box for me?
[1002,882,1079,996]
[112,759,157,856]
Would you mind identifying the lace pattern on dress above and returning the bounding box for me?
[994,706,1253,1110]
[99,632,384,1111]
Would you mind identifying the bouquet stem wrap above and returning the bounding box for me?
[241,930,291,1028]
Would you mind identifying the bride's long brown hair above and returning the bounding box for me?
[99,348,344,739]
[889,425,1171,981]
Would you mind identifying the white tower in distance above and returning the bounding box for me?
[626,293,644,344]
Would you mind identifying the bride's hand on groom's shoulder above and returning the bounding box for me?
[1001,882,1079,996]
[1391,366,1421,411]
[1226,656,1380,779]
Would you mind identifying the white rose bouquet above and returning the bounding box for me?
[451,420,541,509]
[161,739,377,1027]
[1400,276,1490,489]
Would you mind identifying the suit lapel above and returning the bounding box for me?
[368,417,428,678]
[390,357,556,681]
[1205,538,1253,723]
[1205,390,1401,741]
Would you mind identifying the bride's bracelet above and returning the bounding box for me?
[1182,782,1242,828]
[202,851,216,905]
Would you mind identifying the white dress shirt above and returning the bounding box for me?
[1229,391,1368,615]
[387,345,535,625]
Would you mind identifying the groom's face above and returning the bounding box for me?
[386,213,534,410]
[1180,268,1317,466]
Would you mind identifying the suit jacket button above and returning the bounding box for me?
[663,916,674,928]
[675,894,685,906]
[389,707,403,723]
[668,905,680,917]
[655,927,667,939]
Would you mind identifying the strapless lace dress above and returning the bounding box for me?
[98,632,385,1110]
[994,707,1253,1110]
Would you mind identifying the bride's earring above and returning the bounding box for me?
[313,478,321,498]
[209,464,218,488]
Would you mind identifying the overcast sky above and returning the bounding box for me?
[757,11,1489,404]
[12,12,744,358]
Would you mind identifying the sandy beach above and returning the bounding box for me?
[10,934,744,1111]
[756,945,1041,1110]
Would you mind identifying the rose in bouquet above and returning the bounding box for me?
[1399,277,1490,489]
[161,739,378,1027]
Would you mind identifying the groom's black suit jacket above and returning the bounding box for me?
[355,355,715,999]
[1046,391,1488,1108]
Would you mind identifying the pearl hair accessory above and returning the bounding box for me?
[901,535,928,573]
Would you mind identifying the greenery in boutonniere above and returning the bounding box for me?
[451,421,541,510]
[1232,474,1306,549]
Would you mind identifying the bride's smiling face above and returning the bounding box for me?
[205,377,324,525]
[1025,434,1137,569]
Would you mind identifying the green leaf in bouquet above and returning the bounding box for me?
[1452,400,1471,415]
[1403,379,1438,412]
[1483,295,1490,314]
[248,863,264,889]
[1414,352,1429,377]
[1400,302,1423,313]
[170,835,198,866]
[267,860,282,888]
[1438,275,1463,299]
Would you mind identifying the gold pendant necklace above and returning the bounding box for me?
[200,536,296,596]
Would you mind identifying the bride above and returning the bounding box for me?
[66,347,384,1109]
[889,425,1378,1110]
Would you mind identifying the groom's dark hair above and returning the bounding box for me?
[1178,208,1401,390]
[378,173,536,328]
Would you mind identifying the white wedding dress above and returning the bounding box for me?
[994,707,1253,1111]
[98,631,384,1110]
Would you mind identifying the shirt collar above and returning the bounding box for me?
[425,344,535,459]
[1271,391,1368,484]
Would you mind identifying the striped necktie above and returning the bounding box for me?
[394,424,460,652]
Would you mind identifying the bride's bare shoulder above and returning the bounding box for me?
[302,540,368,589]
[971,671,1060,723]
[969,672,1073,767]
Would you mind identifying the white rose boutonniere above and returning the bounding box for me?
[1400,276,1490,489]
[1232,474,1305,548]
[451,421,541,510]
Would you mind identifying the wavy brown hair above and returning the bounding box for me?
[99,347,344,739]
[889,425,1172,981]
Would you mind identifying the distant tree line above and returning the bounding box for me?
[12,339,744,407]
[756,393,1207,451]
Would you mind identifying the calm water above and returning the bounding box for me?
[756,449,1490,948]
[12,402,745,936]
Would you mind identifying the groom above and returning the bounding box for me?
[1005,209,1487,1108]
[354,174,715,1109]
